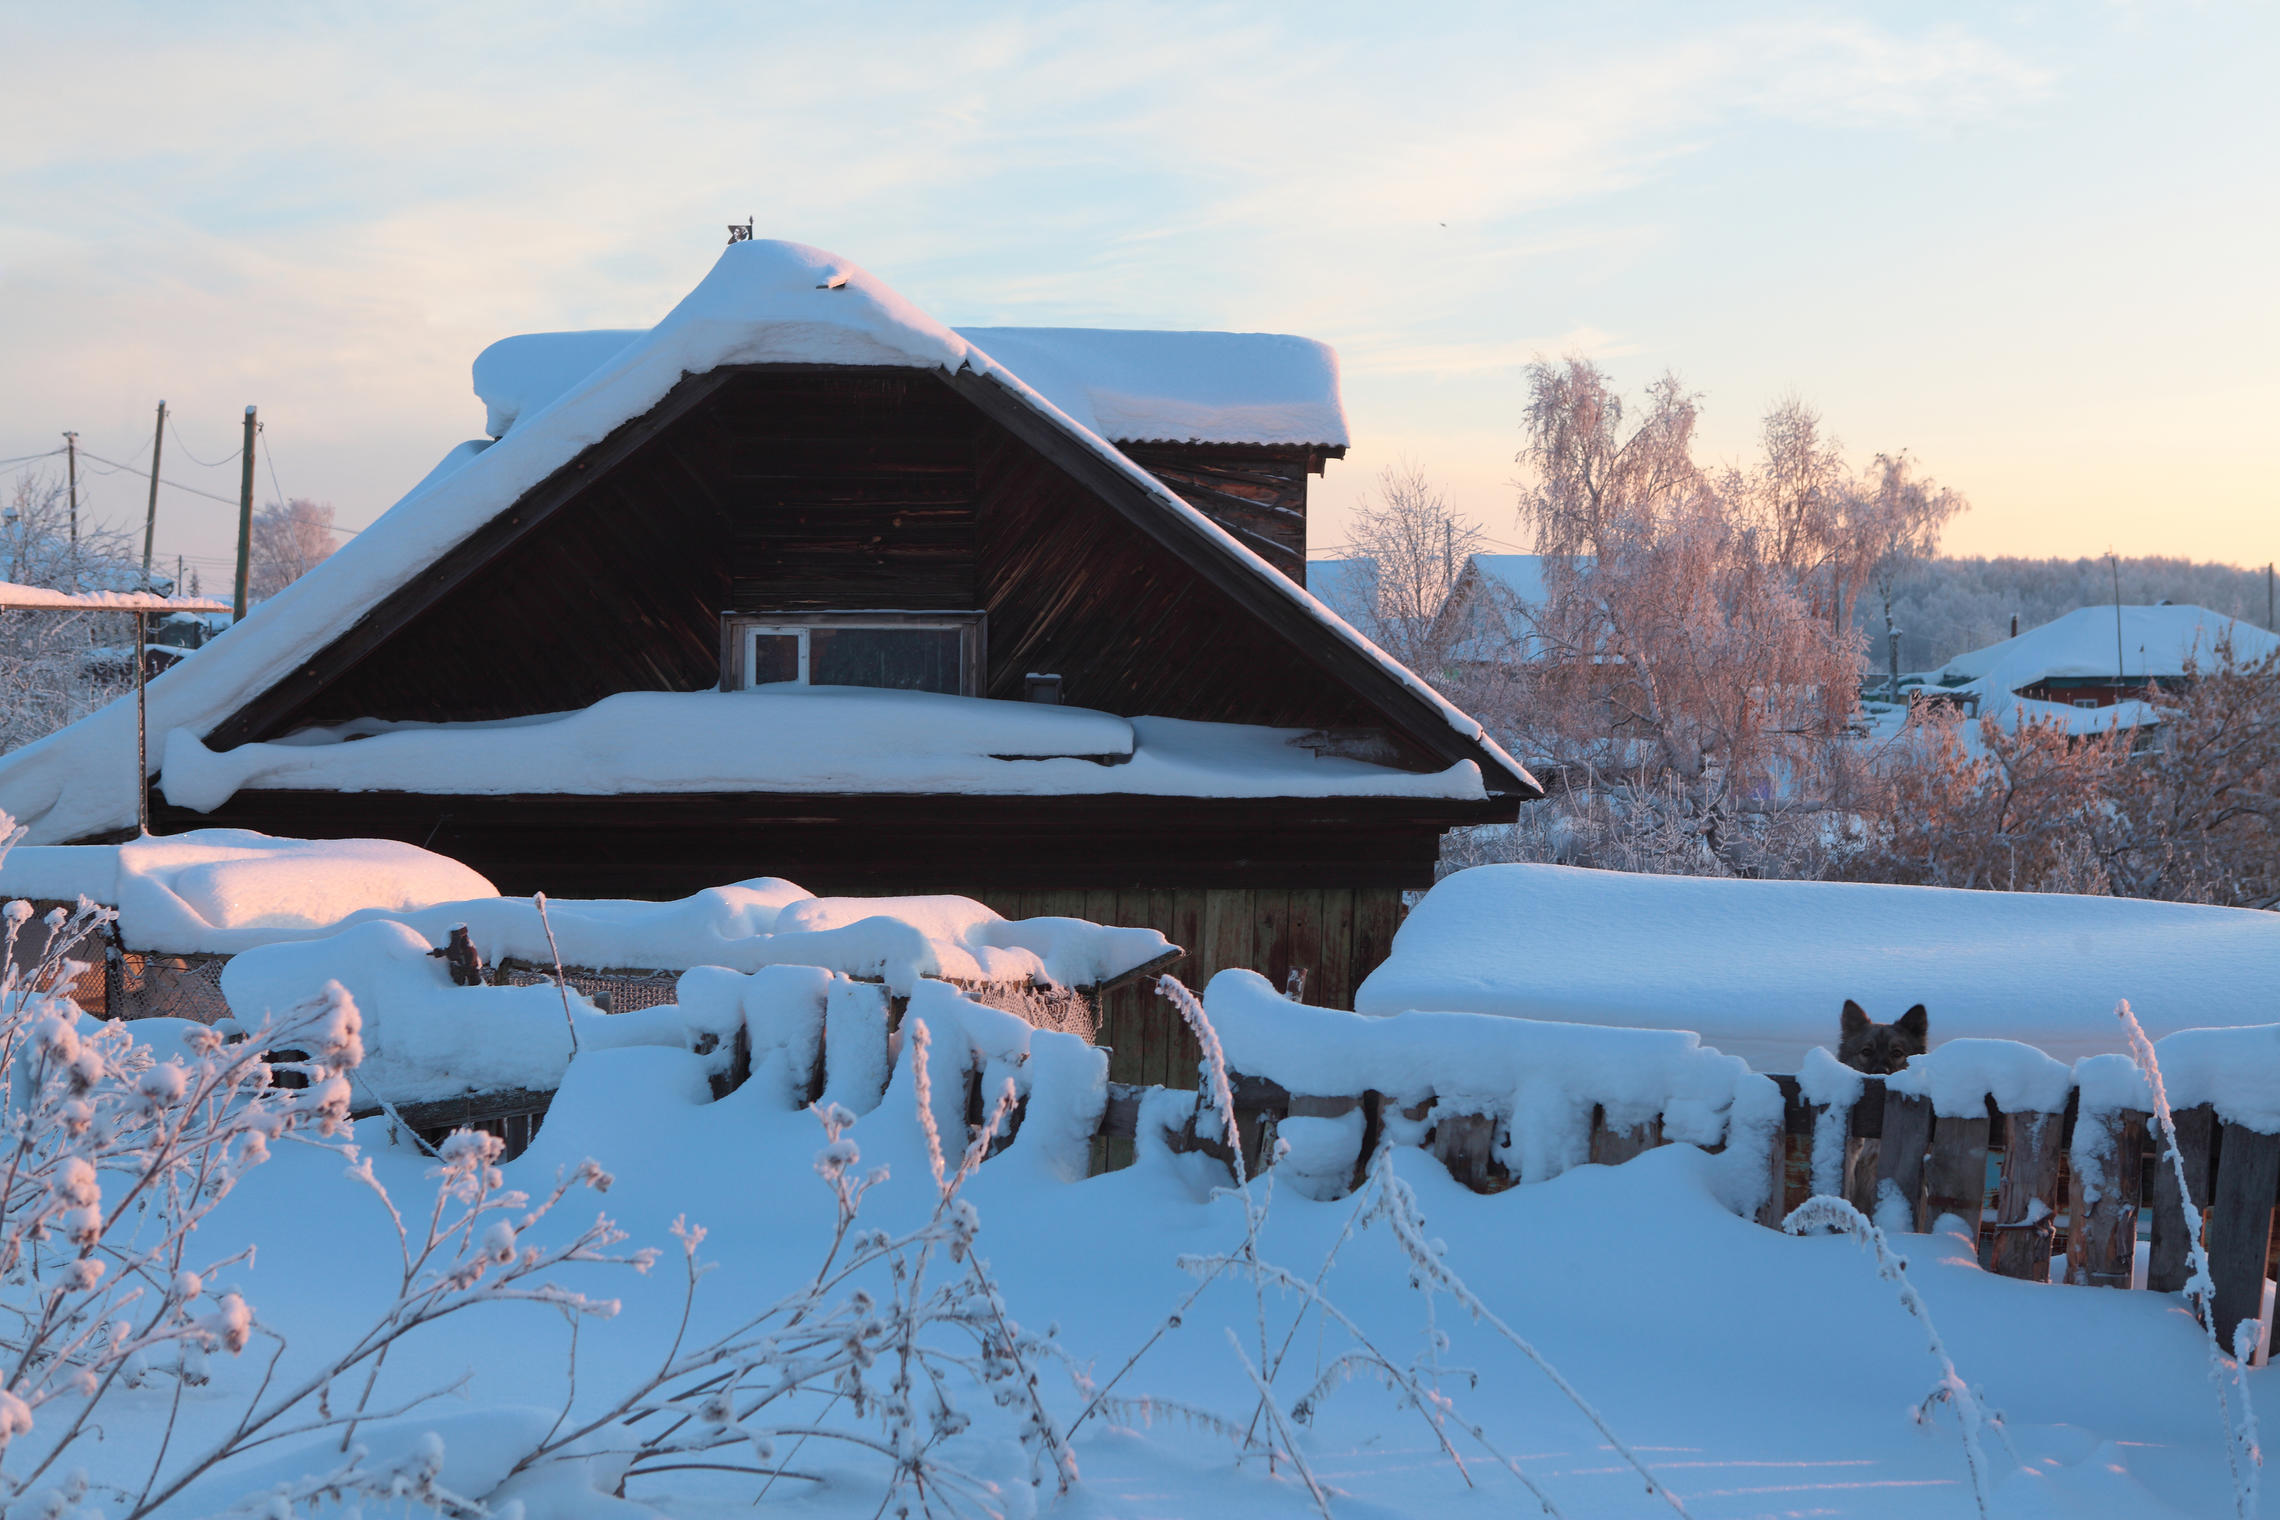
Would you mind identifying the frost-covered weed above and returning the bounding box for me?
[2119,998,2260,1520]
[1068,977,1690,1519]
[493,1023,1075,1517]
[1782,1194,2011,1517]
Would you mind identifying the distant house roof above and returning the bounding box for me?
[1939,603,2280,689]
[0,239,1527,845]
[474,324,1349,451]
[1305,557,1378,627]
[1933,603,2280,735]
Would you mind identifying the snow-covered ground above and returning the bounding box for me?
[56,998,2255,1519]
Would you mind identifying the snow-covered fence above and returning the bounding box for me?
[1770,1028,2280,1361]
[1074,974,2280,1365]
[1086,971,1791,1224]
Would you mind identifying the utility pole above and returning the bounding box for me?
[2268,562,2274,632]
[2109,552,2125,682]
[61,430,79,591]
[233,406,257,621]
[142,401,167,586]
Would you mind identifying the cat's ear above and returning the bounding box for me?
[1841,1000,1869,1034]
[1896,1004,1928,1039]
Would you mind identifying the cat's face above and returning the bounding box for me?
[1838,1000,1928,1075]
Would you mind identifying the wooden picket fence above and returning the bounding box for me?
[1089,1063,2279,1364]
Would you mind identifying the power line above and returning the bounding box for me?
[165,417,241,470]
[71,446,357,534]
[0,448,68,469]
[260,422,292,516]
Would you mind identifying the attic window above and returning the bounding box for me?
[723,613,984,697]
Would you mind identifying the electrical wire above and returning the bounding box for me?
[0,448,68,469]
[165,417,241,470]
[260,422,291,515]
[74,447,357,535]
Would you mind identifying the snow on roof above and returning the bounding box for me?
[1461,554,1553,608]
[1356,864,2280,1071]
[953,327,1346,448]
[0,581,230,613]
[0,238,1522,844]
[1940,603,2280,691]
[0,829,496,950]
[476,324,1347,449]
[1304,558,1377,626]
[154,688,1487,809]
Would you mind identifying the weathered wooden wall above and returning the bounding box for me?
[1113,443,1332,585]
[972,885,1407,1089]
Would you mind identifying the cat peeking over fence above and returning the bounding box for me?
[1837,1000,1927,1075]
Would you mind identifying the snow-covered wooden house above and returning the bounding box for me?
[0,240,1537,1064]
[1929,603,2280,718]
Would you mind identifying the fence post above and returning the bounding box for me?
[1588,1109,1663,1168]
[2066,1109,2147,1289]
[2149,1105,2218,1294]
[1988,1110,2064,1280]
[1433,1107,1502,1191]
[2207,1122,2280,1362]
[1923,1106,1992,1245]
[1876,1091,1934,1233]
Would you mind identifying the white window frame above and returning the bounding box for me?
[721,612,986,696]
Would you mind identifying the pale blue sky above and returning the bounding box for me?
[3,2,2273,588]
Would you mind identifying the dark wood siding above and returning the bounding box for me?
[713,370,981,611]
[970,432,1417,743]
[1114,442,1328,584]
[256,368,1419,753]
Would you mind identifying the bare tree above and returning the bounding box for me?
[1341,464,1486,673]
[1518,357,1702,563]
[1841,452,1968,693]
[0,472,143,756]
[248,498,338,601]
[1745,395,1848,586]
[1476,360,1864,877]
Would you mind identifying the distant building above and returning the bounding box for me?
[1931,603,2280,731]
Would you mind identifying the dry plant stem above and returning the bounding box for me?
[1372,1153,1690,1517]
[533,891,579,1055]
[1225,1328,1333,1520]
[2118,999,2259,1519]
[1783,1195,2002,1518]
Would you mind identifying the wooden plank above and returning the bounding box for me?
[1315,888,1356,1010]
[1876,1092,1934,1233]
[1202,888,1252,983]
[1923,1111,1993,1243]
[1432,1108,1502,1192]
[1283,888,1323,1004]
[2067,1109,2148,1289]
[1987,1111,2064,1281]
[1164,890,1204,1089]
[2208,1122,2280,1362]
[1350,887,1403,996]
[1250,889,1290,995]
[1589,1110,1663,1168]
[2150,1105,2219,1293]
[1083,888,1121,932]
